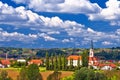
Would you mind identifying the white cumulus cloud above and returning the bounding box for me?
[12,0,101,14]
[88,0,120,26]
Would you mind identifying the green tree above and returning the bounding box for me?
[27,64,43,80]
[18,67,28,80]
[50,53,54,70]
[82,50,88,67]
[62,54,66,70]
[74,67,107,80]
[74,67,89,80]
[46,52,50,70]
[58,54,62,70]
[94,72,107,80]
[69,58,73,71]
[77,57,81,69]
[47,71,61,80]
[54,54,58,71]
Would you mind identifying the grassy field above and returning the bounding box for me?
[0,67,73,80]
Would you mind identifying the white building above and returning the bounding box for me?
[67,55,82,66]
[17,59,26,63]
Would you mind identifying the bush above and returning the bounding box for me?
[74,67,107,80]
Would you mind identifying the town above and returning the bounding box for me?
[0,42,120,80]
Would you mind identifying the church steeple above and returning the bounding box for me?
[89,40,94,57]
[91,40,93,49]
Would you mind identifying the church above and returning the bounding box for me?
[67,40,99,67]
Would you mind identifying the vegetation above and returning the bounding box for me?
[18,64,43,80]
[0,47,120,60]
[0,70,12,80]
[74,67,107,80]
[45,52,50,70]
[82,50,88,67]
[47,71,61,80]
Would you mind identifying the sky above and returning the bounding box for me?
[0,0,120,48]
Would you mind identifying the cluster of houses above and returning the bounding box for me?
[0,42,118,70]
[67,44,117,70]
[0,59,43,68]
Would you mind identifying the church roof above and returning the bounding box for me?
[67,55,82,60]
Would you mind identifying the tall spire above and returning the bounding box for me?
[89,40,94,57]
[91,40,93,49]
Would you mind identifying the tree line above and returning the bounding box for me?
[45,50,89,71]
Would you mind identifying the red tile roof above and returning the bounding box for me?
[96,63,116,68]
[29,59,42,65]
[67,55,82,60]
[1,60,10,65]
[89,57,98,61]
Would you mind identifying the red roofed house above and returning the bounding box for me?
[28,59,43,66]
[67,55,82,66]
[100,63,116,70]
[0,60,11,68]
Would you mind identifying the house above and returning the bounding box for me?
[67,55,82,66]
[100,63,116,70]
[17,59,26,63]
[0,60,11,68]
[28,59,42,66]
[93,63,116,70]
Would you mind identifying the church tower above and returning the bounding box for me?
[89,40,94,57]
[89,40,94,66]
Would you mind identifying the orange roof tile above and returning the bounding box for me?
[29,59,42,64]
[1,60,10,65]
[67,55,81,60]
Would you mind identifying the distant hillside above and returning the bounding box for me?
[0,47,120,60]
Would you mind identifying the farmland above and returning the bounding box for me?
[0,68,73,80]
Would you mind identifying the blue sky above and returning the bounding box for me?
[0,0,120,48]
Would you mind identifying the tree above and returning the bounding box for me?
[46,52,50,70]
[82,50,88,67]
[74,67,107,80]
[18,67,28,80]
[69,58,73,71]
[50,53,54,70]
[27,64,43,80]
[74,67,89,80]
[54,54,58,71]
[47,71,61,80]
[58,54,62,70]
[94,72,107,80]
[77,57,81,69]
[0,70,12,80]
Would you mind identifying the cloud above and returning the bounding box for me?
[0,28,37,42]
[88,0,120,26]
[38,33,57,41]
[12,0,101,14]
[102,41,113,46]
[62,38,74,43]
[116,29,120,35]
[11,0,120,26]
[1,1,120,47]
[0,2,43,27]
